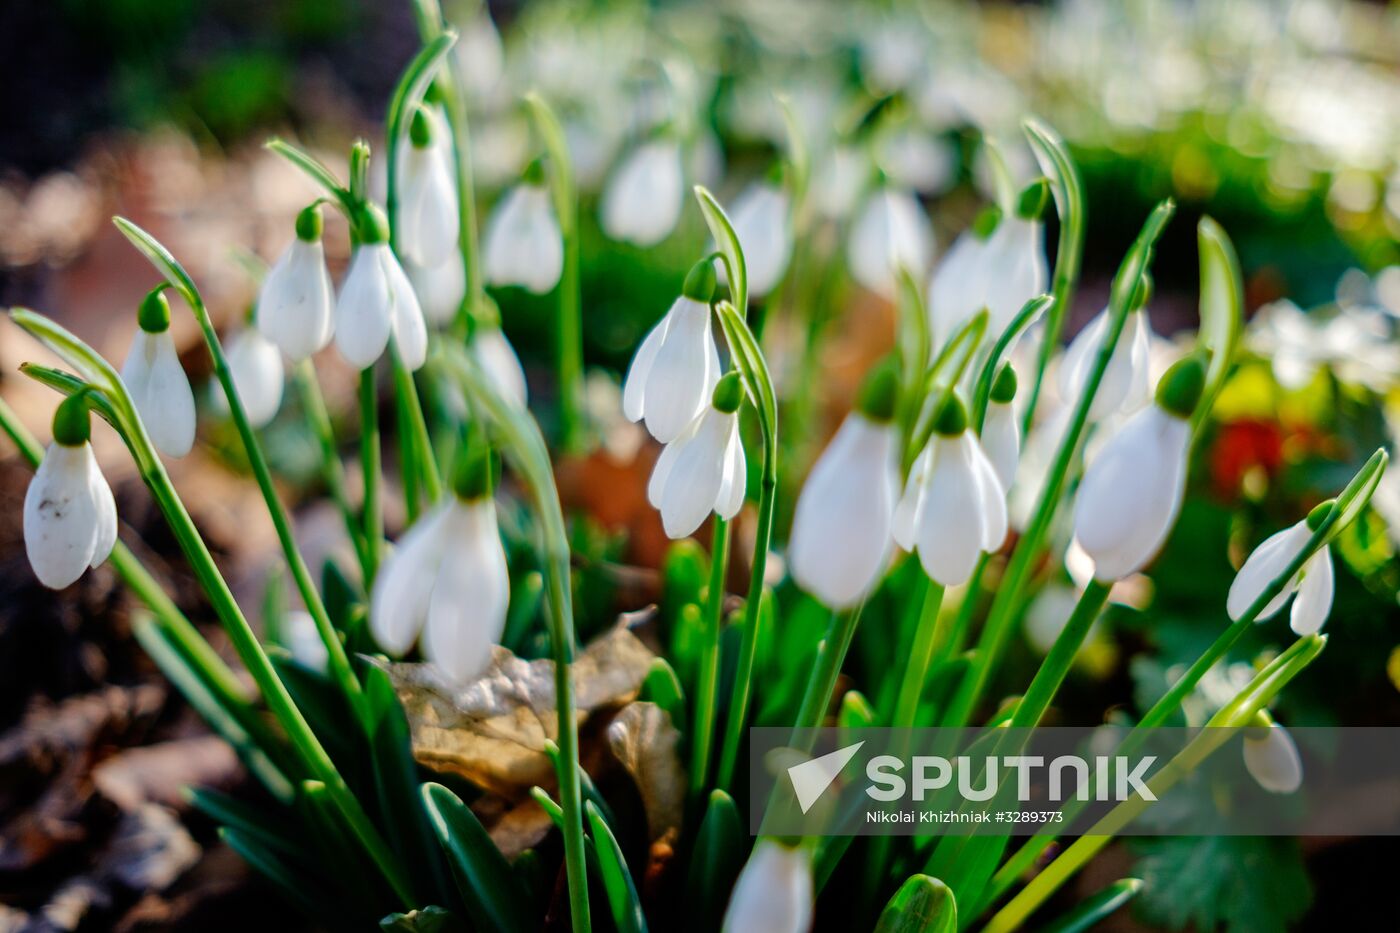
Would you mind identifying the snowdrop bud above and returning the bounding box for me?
[256,205,335,361]
[648,372,747,539]
[283,609,329,674]
[789,364,901,608]
[622,259,721,442]
[1059,298,1154,419]
[408,251,467,326]
[472,326,529,408]
[602,139,684,247]
[335,205,428,371]
[847,186,934,298]
[369,442,508,684]
[483,161,563,294]
[982,365,1021,491]
[1226,502,1334,635]
[1242,715,1303,794]
[1073,355,1205,581]
[893,393,1008,586]
[397,106,460,269]
[121,289,197,458]
[24,394,118,589]
[725,178,792,298]
[722,839,813,933]
[217,328,284,428]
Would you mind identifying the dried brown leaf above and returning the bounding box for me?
[607,702,685,842]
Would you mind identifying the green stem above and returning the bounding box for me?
[389,347,442,520]
[359,367,383,586]
[792,603,866,752]
[891,582,948,730]
[1009,579,1110,729]
[292,361,371,580]
[690,516,731,794]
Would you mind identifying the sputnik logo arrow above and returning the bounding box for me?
[787,741,864,814]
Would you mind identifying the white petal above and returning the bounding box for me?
[789,415,898,607]
[602,141,684,247]
[484,185,562,294]
[121,329,196,458]
[1243,724,1303,794]
[368,503,452,655]
[1290,545,1333,635]
[335,246,394,369]
[892,444,932,550]
[914,434,987,586]
[968,433,1009,551]
[716,417,748,521]
[408,252,467,326]
[283,609,330,674]
[385,249,429,370]
[23,443,105,588]
[221,329,285,427]
[1226,522,1309,621]
[643,298,715,443]
[622,313,669,423]
[847,188,932,298]
[88,453,118,569]
[981,402,1020,492]
[397,143,460,268]
[927,230,988,347]
[729,183,792,298]
[981,216,1047,335]
[652,410,730,539]
[473,328,528,407]
[256,238,335,360]
[722,840,813,933]
[422,501,509,683]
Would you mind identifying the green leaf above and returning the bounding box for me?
[584,801,647,933]
[187,787,307,861]
[970,294,1054,430]
[421,783,533,932]
[1040,878,1142,933]
[696,185,748,310]
[715,301,778,439]
[221,827,330,919]
[530,786,566,829]
[640,658,687,735]
[838,690,874,746]
[502,569,545,651]
[297,780,390,910]
[112,217,202,311]
[321,557,362,633]
[1327,447,1388,545]
[662,540,708,623]
[775,93,810,209]
[524,91,578,236]
[264,138,360,221]
[1132,837,1310,933]
[1194,217,1243,432]
[873,874,957,933]
[379,906,455,933]
[685,790,744,932]
[1020,119,1086,370]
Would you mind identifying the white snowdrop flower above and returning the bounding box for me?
[847,185,933,298]
[1073,355,1204,581]
[472,325,528,408]
[120,290,197,458]
[1060,300,1154,420]
[335,206,428,371]
[927,224,992,347]
[1226,506,1334,635]
[1243,718,1303,794]
[602,139,684,247]
[23,394,117,589]
[647,373,747,540]
[396,107,459,269]
[725,179,792,299]
[893,393,1008,586]
[622,259,721,443]
[979,208,1049,336]
[483,163,563,294]
[456,14,504,102]
[282,609,328,674]
[982,366,1022,492]
[722,839,813,933]
[369,446,508,684]
[407,251,467,327]
[215,327,284,428]
[813,146,866,220]
[256,205,334,361]
[789,366,900,608]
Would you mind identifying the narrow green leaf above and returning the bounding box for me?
[874,874,957,933]
[715,301,777,436]
[1193,217,1243,432]
[188,788,307,861]
[112,217,201,310]
[838,689,874,740]
[662,540,708,622]
[524,91,578,235]
[640,658,687,735]
[265,138,360,221]
[502,569,545,651]
[775,93,810,209]
[221,827,328,918]
[696,185,748,310]
[970,294,1054,431]
[585,802,647,933]
[421,783,532,932]
[1040,878,1142,933]
[1328,448,1388,545]
[685,790,744,931]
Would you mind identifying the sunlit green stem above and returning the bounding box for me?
[891,581,948,731]
[359,367,383,585]
[791,603,866,751]
[390,348,442,520]
[292,361,371,579]
[690,516,731,794]
[1009,579,1110,729]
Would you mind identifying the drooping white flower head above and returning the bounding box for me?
[407,250,467,327]
[256,205,334,361]
[602,139,684,247]
[396,106,460,269]
[1226,506,1334,635]
[981,365,1022,492]
[980,210,1048,333]
[725,179,792,299]
[789,365,901,608]
[928,196,1048,346]
[893,393,1008,586]
[927,224,992,347]
[1243,717,1303,794]
[484,161,563,294]
[369,445,509,684]
[120,289,197,458]
[648,372,747,539]
[813,146,867,220]
[623,259,721,443]
[335,206,428,371]
[1072,355,1204,581]
[1060,293,1154,420]
[23,394,117,589]
[214,327,284,428]
[721,839,813,933]
[282,609,329,674]
[472,324,528,409]
[847,185,934,298]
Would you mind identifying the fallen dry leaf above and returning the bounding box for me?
[607,702,685,842]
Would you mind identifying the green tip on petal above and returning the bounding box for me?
[712,371,744,414]
[52,391,92,447]
[295,203,323,242]
[682,258,717,303]
[972,204,1003,240]
[409,106,433,148]
[1130,272,1154,310]
[360,203,390,244]
[1015,177,1052,220]
[452,435,498,502]
[932,392,968,437]
[137,288,170,333]
[1154,351,1207,418]
[990,364,1018,405]
[855,360,900,423]
[1306,499,1335,531]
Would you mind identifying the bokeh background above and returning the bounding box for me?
[2,1,1400,930]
